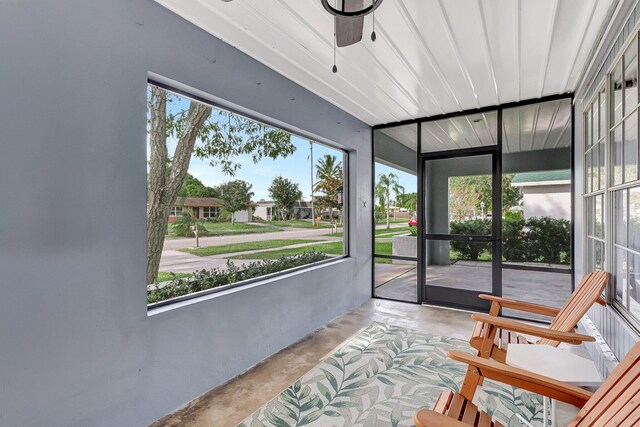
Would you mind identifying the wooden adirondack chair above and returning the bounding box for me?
[414,341,640,427]
[470,270,609,364]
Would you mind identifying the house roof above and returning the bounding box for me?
[176,197,222,207]
[175,197,258,208]
[256,200,312,208]
[511,169,571,187]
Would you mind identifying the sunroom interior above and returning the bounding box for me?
[3,0,640,426]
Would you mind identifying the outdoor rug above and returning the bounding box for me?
[238,322,544,427]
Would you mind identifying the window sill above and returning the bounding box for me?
[147,256,350,317]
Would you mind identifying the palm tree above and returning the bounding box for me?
[314,155,343,222]
[315,154,342,183]
[375,173,404,230]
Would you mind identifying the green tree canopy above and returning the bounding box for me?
[218,180,254,224]
[396,192,417,213]
[192,110,296,176]
[178,173,219,198]
[268,176,303,221]
[448,174,522,221]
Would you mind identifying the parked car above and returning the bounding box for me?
[408,217,417,227]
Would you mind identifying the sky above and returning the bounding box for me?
[182,136,341,201]
[374,163,417,195]
[147,86,416,201]
[147,89,345,201]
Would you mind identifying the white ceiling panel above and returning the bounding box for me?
[155,0,614,126]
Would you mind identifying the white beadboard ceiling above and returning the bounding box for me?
[377,98,571,154]
[155,0,613,126]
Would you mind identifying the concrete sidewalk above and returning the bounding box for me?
[163,226,342,251]
[159,240,341,274]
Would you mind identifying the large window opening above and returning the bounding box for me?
[588,30,640,327]
[373,96,574,317]
[373,124,418,303]
[146,82,347,307]
[501,99,573,320]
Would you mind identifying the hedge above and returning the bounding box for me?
[450,217,570,264]
[148,251,330,304]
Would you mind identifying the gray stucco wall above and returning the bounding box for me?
[0,1,371,426]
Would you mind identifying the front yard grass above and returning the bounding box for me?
[156,272,192,283]
[169,221,283,237]
[178,239,320,257]
[228,241,345,259]
[264,219,336,229]
[376,217,410,225]
[374,240,392,255]
[328,227,412,238]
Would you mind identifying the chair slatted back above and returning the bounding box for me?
[538,271,609,347]
[569,341,640,426]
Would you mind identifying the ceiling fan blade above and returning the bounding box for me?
[335,0,364,47]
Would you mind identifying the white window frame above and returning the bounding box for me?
[584,30,640,330]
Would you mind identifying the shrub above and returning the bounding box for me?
[147,251,330,304]
[526,217,570,264]
[170,213,209,237]
[502,216,527,262]
[449,220,491,260]
[449,216,570,264]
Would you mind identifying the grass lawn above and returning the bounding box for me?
[264,219,336,229]
[228,241,344,260]
[326,227,412,238]
[178,239,319,257]
[374,240,392,255]
[156,272,191,282]
[169,221,282,237]
[376,218,410,225]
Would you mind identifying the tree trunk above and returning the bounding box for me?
[385,193,390,230]
[146,86,212,284]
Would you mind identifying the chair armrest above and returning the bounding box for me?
[448,350,593,408]
[478,294,561,317]
[471,313,595,344]
[414,410,469,427]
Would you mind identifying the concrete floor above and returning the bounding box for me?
[150,299,583,427]
[374,262,572,321]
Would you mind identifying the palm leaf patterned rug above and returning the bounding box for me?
[239,322,544,427]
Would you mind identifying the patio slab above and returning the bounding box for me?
[375,262,572,321]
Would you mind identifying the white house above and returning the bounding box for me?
[510,170,571,220]
[254,199,313,220]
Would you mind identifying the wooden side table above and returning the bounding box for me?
[506,344,602,426]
